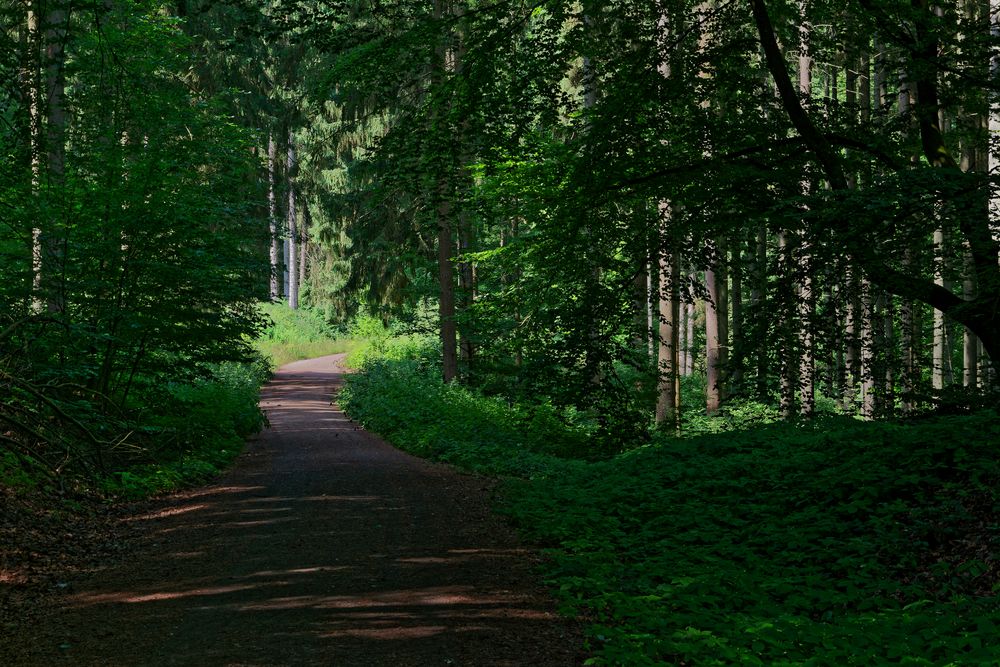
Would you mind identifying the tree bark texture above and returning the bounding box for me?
[268,134,280,300]
[287,131,299,310]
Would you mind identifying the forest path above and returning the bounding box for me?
[24,354,581,666]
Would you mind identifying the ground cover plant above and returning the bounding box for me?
[254,302,361,368]
[342,352,1000,665]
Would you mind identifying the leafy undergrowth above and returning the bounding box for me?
[254,301,360,368]
[98,360,270,498]
[0,358,269,501]
[339,359,593,474]
[342,359,1000,665]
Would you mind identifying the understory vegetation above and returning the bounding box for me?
[253,302,361,368]
[343,343,1000,666]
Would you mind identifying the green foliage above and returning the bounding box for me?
[344,347,1000,664]
[254,302,360,368]
[0,1,270,488]
[505,411,1000,665]
[340,358,593,474]
[343,317,438,368]
[101,360,269,499]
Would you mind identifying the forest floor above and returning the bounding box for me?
[1,354,582,666]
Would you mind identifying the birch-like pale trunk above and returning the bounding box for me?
[268,134,279,300]
[655,205,681,429]
[860,278,876,419]
[705,259,726,415]
[27,4,42,312]
[286,131,298,310]
[797,1,815,416]
[778,232,796,417]
[654,5,682,425]
[932,229,947,389]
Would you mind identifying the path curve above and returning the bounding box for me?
[19,354,581,666]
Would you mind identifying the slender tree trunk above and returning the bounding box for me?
[438,197,458,382]
[778,232,796,417]
[705,261,725,414]
[655,202,681,429]
[900,254,916,413]
[434,0,459,383]
[752,227,767,397]
[655,255,681,429]
[678,285,688,375]
[797,2,815,416]
[35,0,68,313]
[860,277,876,419]
[286,131,298,310]
[730,242,743,389]
[27,3,42,312]
[647,260,656,360]
[686,297,695,376]
[299,201,309,294]
[798,243,815,416]
[897,75,916,413]
[457,212,475,368]
[283,238,290,299]
[268,134,279,300]
[932,230,947,390]
[963,247,978,388]
[881,291,895,416]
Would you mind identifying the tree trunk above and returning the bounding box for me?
[752,227,767,397]
[860,277,876,419]
[932,229,946,390]
[299,200,309,294]
[730,242,743,389]
[438,198,458,383]
[753,0,1000,370]
[268,134,279,300]
[647,259,656,360]
[458,211,475,368]
[27,3,42,312]
[434,0,458,383]
[286,131,298,310]
[797,2,814,416]
[655,204,681,430]
[880,291,895,416]
[685,297,695,376]
[778,232,796,417]
[705,259,725,414]
[963,247,978,388]
[33,0,68,313]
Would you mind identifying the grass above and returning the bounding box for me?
[253,301,361,368]
[341,352,1000,666]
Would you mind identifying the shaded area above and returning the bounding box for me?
[10,355,581,666]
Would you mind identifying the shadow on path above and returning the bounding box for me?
[20,355,581,666]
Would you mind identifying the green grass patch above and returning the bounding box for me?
[254,302,360,368]
[342,357,1000,665]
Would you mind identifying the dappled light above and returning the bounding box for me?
[22,356,579,666]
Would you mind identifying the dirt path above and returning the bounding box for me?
[12,354,582,666]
